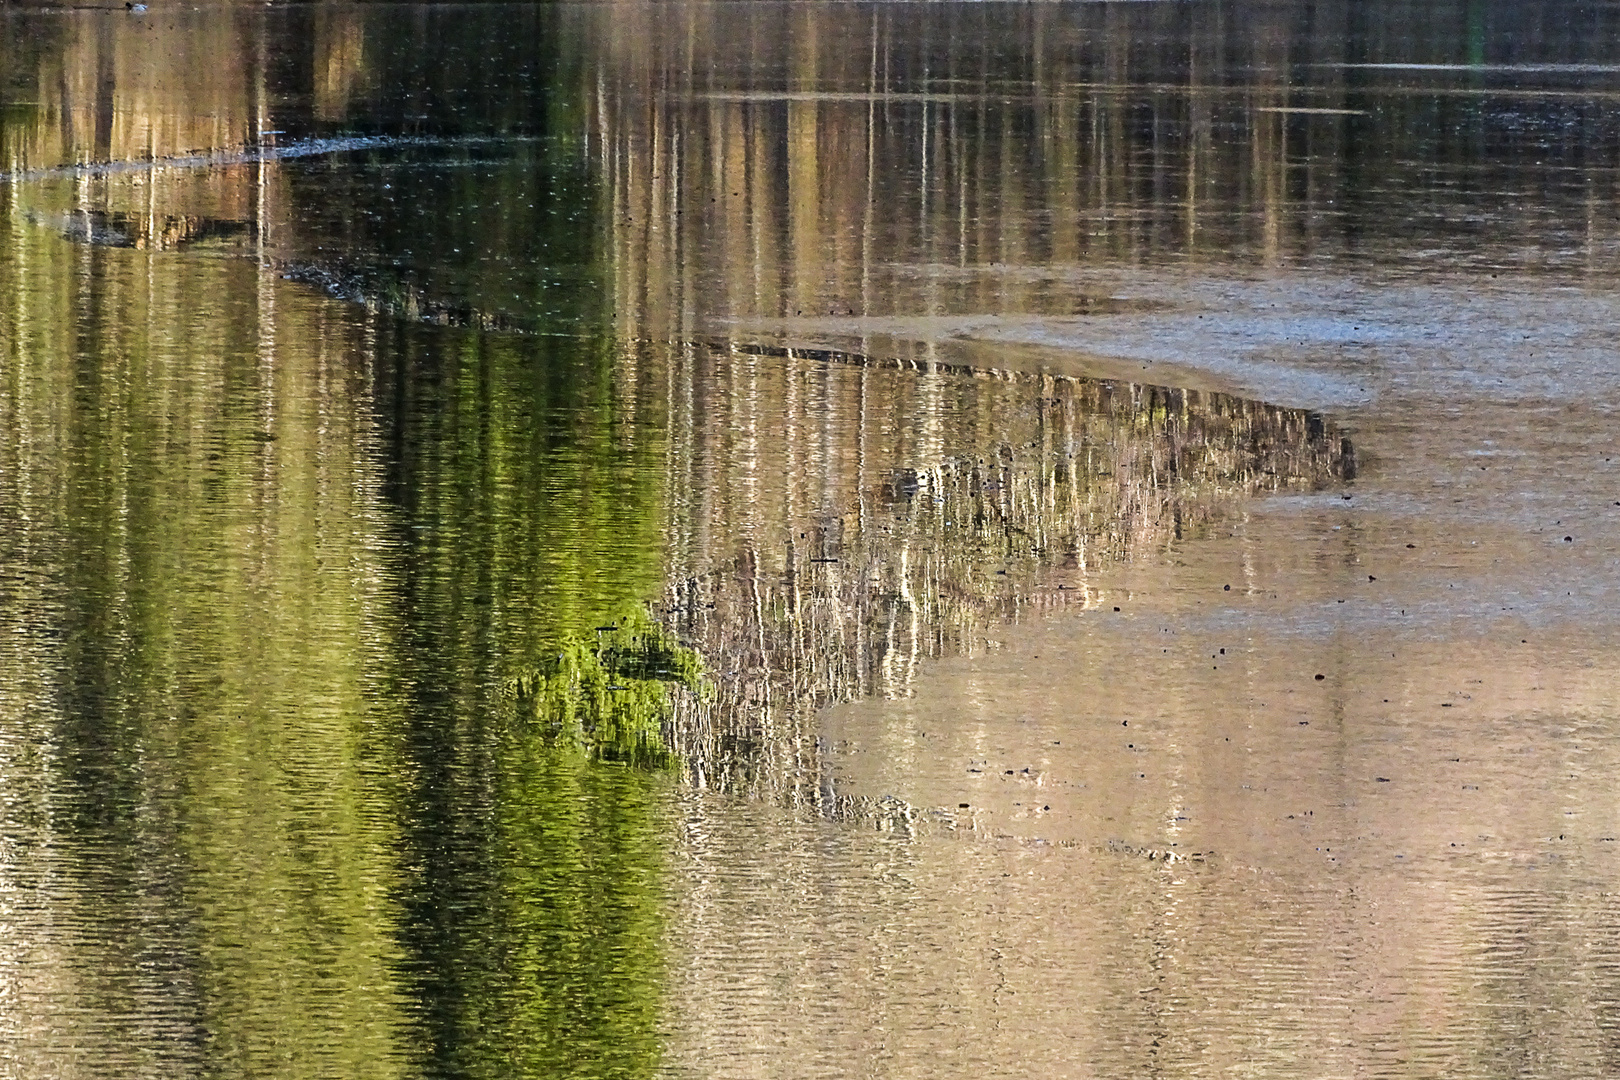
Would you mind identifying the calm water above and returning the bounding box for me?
[3,2,1620,1077]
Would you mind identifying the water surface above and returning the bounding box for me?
[3,3,1620,1078]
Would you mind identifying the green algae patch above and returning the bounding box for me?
[504,607,703,769]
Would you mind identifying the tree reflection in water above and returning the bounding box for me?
[6,2,1616,1076]
[650,341,1353,817]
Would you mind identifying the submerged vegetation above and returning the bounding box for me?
[503,606,704,769]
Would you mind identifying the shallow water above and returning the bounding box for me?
[3,2,1620,1077]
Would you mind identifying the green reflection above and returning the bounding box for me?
[374,316,677,1080]
[348,189,685,1073]
[0,8,682,1074]
[0,192,414,1075]
[506,606,703,770]
[280,13,683,1071]
[395,741,672,1080]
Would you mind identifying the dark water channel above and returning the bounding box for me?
[3,3,1620,1077]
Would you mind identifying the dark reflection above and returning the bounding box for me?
[27,207,256,250]
[596,0,1620,337]
[9,1,1616,335]
[274,136,605,333]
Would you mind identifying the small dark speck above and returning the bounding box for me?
[1440,703,1453,708]
[1113,606,1121,612]
[1314,674,1325,681]
[1368,575,1376,581]
[1224,584,1231,591]
[959,803,970,809]
[1376,777,1391,782]
[1565,536,1574,542]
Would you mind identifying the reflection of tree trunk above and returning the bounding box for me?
[93,18,115,161]
[314,9,368,124]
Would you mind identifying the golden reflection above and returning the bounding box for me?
[4,13,262,172]
[595,3,1388,337]
[313,9,369,124]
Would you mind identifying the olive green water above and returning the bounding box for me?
[3,3,1620,1078]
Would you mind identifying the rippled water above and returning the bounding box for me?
[4,3,1620,1077]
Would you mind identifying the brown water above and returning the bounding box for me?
[3,2,1620,1077]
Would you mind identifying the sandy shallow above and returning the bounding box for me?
[651,265,1620,1078]
[731,264,1620,850]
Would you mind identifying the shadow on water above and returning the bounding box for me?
[23,207,257,250]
